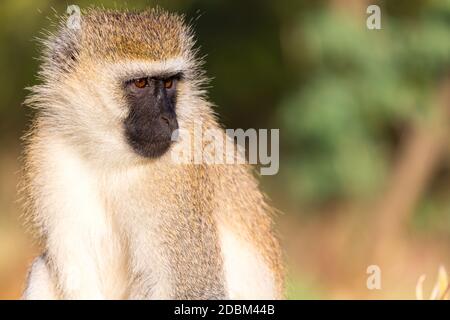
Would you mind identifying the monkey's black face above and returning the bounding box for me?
[123,74,181,158]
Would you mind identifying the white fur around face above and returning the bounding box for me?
[218,225,277,299]
[100,58,199,123]
[59,57,201,168]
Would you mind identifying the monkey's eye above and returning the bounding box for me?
[134,78,148,88]
[163,79,173,89]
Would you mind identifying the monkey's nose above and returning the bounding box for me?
[161,115,170,127]
[160,114,178,132]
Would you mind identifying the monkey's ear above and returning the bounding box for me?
[44,10,82,73]
[55,30,79,68]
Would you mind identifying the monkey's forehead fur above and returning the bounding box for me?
[46,8,196,71]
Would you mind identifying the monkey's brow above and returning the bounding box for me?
[151,72,184,80]
[123,71,184,82]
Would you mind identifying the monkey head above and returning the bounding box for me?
[28,8,208,164]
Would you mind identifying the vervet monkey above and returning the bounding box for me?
[21,7,283,300]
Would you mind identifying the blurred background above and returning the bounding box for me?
[1,0,450,299]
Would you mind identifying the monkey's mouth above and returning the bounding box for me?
[124,115,179,159]
[127,135,175,159]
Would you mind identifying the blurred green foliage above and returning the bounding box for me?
[279,0,450,206]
